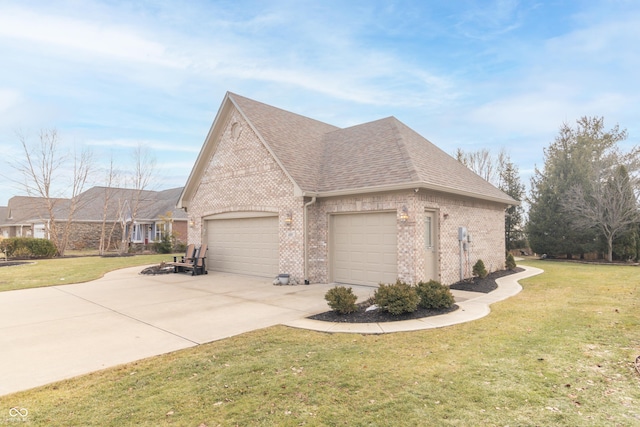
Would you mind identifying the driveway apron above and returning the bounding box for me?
[0,266,376,396]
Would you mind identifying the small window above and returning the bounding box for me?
[424,216,432,249]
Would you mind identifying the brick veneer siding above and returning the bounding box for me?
[186,107,506,286]
[307,190,506,285]
[172,220,187,244]
[186,108,305,283]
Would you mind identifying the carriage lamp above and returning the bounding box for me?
[285,212,293,226]
[400,206,409,222]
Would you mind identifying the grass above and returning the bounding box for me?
[1,260,639,426]
[0,253,176,292]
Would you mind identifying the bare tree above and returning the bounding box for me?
[12,129,93,256]
[455,148,507,187]
[563,163,640,262]
[98,156,121,255]
[120,144,156,253]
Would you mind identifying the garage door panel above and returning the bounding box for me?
[207,216,278,278]
[332,212,397,286]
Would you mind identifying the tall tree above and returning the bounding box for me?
[98,156,122,255]
[12,129,93,256]
[499,160,526,250]
[527,116,634,258]
[562,164,640,262]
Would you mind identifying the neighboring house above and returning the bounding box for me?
[0,197,69,239]
[72,186,188,249]
[178,92,516,286]
[0,187,187,251]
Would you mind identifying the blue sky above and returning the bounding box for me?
[1,0,639,206]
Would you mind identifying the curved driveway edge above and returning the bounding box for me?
[0,264,543,396]
[283,265,544,334]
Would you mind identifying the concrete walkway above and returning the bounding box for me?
[0,264,542,396]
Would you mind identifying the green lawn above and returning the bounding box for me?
[0,254,176,292]
[1,260,639,426]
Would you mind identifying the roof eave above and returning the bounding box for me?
[303,181,518,206]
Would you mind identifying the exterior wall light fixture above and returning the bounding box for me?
[285,212,293,226]
[400,206,409,222]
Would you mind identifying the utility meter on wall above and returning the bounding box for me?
[458,226,467,241]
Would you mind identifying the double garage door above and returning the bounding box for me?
[206,216,279,278]
[206,212,397,286]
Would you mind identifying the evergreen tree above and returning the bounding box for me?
[499,160,525,250]
[527,117,630,258]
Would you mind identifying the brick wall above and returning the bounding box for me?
[308,190,506,285]
[172,220,187,243]
[187,108,306,283]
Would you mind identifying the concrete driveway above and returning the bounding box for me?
[0,266,376,396]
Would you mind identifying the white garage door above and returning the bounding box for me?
[331,212,397,286]
[206,216,279,278]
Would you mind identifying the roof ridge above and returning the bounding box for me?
[228,92,338,130]
[388,117,421,183]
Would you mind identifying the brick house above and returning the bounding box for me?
[178,92,516,286]
[0,187,187,251]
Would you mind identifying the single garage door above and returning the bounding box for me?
[207,216,279,277]
[331,212,397,286]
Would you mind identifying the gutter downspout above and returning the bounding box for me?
[303,195,317,284]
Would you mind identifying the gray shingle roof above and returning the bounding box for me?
[2,196,69,225]
[0,187,186,226]
[73,186,187,222]
[228,93,514,204]
[230,93,339,191]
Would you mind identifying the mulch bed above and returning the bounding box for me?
[449,267,523,293]
[309,300,459,323]
[0,261,33,268]
[140,264,175,275]
[309,268,523,323]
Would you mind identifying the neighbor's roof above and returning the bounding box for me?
[73,186,188,222]
[1,196,69,225]
[0,187,187,226]
[180,92,516,207]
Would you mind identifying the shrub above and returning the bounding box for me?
[153,232,174,254]
[325,286,358,314]
[506,253,516,270]
[416,280,455,309]
[472,259,488,278]
[174,241,187,254]
[374,280,420,315]
[0,237,57,259]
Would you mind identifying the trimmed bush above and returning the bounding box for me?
[374,280,420,315]
[472,259,488,278]
[416,280,455,309]
[506,253,516,270]
[325,286,358,314]
[0,237,57,259]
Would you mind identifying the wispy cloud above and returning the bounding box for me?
[86,138,200,153]
[0,6,187,69]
